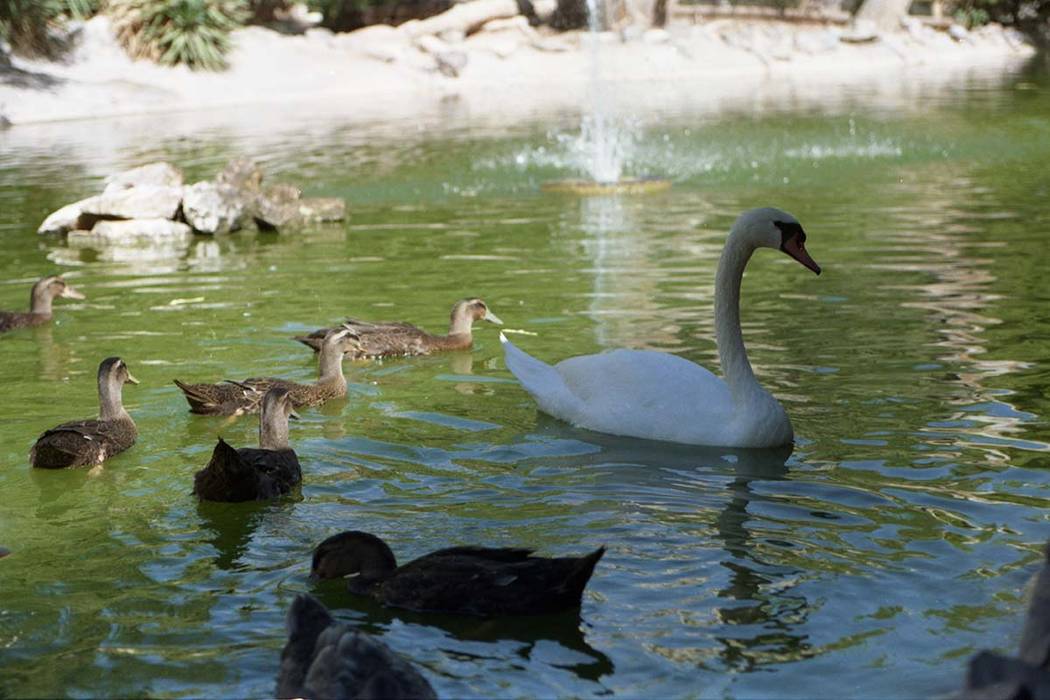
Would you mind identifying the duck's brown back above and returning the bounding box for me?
[30,416,137,469]
[0,311,49,333]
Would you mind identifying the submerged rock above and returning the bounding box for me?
[298,198,347,223]
[254,184,303,230]
[68,218,192,246]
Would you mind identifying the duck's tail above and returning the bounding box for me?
[500,333,580,419]
[564,546,606,602]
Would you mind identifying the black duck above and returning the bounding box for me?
[0,275,84,333]
[311,530,605,617]
[174,328,355,416]
[961,542,1050,700]
[30,357,138,469]
[294,298,502,359]
[193,387,303,502]
[276,593,436,700]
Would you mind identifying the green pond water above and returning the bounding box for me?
[2,55,1050,698]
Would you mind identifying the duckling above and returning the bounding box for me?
[174,328,355,416]
[311,530,605,617]
[30,357,138,469]
[276,594,436,700]
[294,298,502,359]
[193,387,302,502]
[0,275,85,333]
[962,543,1050,699]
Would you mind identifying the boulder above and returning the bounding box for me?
[216,158,264,195]
[181,180,249,235]
[102,162,183,193]
[82,185,183,222]
[254,184,302,230]
[948,23,970,42]
[402,0,519,38]
[298,198,347,223]
[795,28,840,54]
[37,195,100,235]
[417,34,469,75]
[68,219,192,247]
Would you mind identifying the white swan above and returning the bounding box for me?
[501,207,821,448]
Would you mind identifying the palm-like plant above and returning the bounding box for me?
[107,0,247,70]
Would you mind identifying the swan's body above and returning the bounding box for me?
[502,207,820,449]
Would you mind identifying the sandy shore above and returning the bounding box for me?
[0,12,1036,128]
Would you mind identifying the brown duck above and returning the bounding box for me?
[193,387,302,502]
[0,275,85,333]
[311,530,605,618]
[174,328,355,416]
[30,357,138,469]
[276,594,436,700]
[294,298,502,359]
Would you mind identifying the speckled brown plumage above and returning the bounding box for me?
[0,275,84,333]
[30,357,138,469]
[295,298,502,359]
[311,530,605,618]
[174,329,355,416]
[276,594,436,700]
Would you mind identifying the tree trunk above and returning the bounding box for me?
[854,0,913,32]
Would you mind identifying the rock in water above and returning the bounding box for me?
[81,185,183,222]
[103,162,184,193]
[255,184,303,230]
[37,196,101,235]
[182,181,251,235]
[68,219,193,246]
[298,198,347,223]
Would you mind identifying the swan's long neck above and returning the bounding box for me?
[715,232,760,399]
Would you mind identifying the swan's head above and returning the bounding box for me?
[733,207,821,275]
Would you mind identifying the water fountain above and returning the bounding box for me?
[541,0,671,195]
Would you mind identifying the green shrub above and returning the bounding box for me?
[107,0,248,70]
[0,0,99,56]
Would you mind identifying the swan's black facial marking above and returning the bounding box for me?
[774,220,806,250]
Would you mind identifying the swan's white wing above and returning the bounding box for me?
[502,335,734,444]
[555,349,733,442]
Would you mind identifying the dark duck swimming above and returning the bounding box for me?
[276,593,436,700]
[311,530,605,617]
[193,387,302,502]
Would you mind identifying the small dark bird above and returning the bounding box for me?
[311,530,605,617]
[29,357,138,469]
[276,593,436,700]
[961,542,1050,700]
[174,328,355,416]
[294,298,502,359]
[0,275,85,332]
[193,387,302,502]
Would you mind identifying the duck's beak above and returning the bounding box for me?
[289,409,300,421]
[125,372,140,385]
[61,284,86,300]
[782,237,821,275]
[483,309,504,325]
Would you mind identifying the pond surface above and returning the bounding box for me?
[2,55,1050,699]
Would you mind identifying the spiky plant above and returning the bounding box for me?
[107,0,247,71]
[0,0,98,56]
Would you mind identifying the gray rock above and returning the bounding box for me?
[82,185,183,222]
[948,23,970,41]
[298,198,347,223]
[254,184,302,230]
[103,162,183,193]
[795,28,840,54]
[68,218,192,246]
[181,181,250,235]
[37,195,101,235]
[216,158,264,195]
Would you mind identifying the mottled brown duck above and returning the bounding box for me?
[193,387,303,502]
[174,328,355,416]
[0,275,85,333]
[276,594,436,700]
[311,530,605,618]
[30,357,138,469]
[294,298,502,359]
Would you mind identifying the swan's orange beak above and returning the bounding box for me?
[783,236,821,275]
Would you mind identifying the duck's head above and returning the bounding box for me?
[99,357,139,388]
[451,298,503,329]
[261,386,299,422]
[321,326,357,352]
[733,207,821,275]
[310,530,397,581]
[31,275,85,312]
